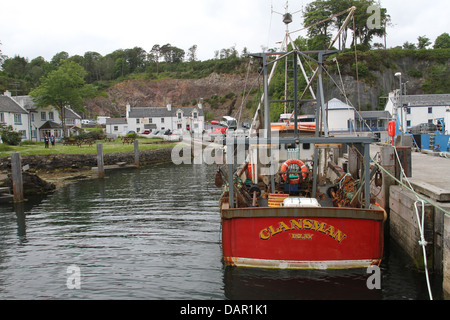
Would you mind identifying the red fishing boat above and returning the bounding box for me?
[216,6,386,270]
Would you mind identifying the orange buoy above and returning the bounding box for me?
[280,159,308,185]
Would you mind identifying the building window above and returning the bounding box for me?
[14,114,22,124]
[161,118,165,123]
[49,112,54,121]
[149,118,153,124]
[193,112,198,119]
[178,112,182,119]
[407,120,411,127]
[136,119,140,124]
[41,112,46,121]
[114,126,119,131]
[0,112,4,123]
[428,107,433,114]
[177,123,182,129]
[407,108,411,114]
[428,119,433,124]
[31,113,35,122]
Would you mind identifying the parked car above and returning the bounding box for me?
[208,127,227,142]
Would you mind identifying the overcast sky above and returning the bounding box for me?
[0,0,448,62]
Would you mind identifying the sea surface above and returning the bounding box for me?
[0,162,443,300]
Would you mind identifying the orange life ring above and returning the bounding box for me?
[388,121,396,137]
[280,159,308,185]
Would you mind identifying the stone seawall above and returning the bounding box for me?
[445,214,450,299]
[0,147,174,171]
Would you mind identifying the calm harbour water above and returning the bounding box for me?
[0,162,443,300]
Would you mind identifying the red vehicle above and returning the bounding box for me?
[208,127,227,142]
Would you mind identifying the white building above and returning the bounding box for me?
[326,98,356,134]
[385,92,450,133]
[105,118,128,136]
[0,91,30,140]
[1,92,82,142]
[126,104,205,134]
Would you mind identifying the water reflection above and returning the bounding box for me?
[223,267,381,300]
[0,163,444,300]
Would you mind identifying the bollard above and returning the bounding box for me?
[134,139,139,167]
[97,143,105,178]
[11,152,24,202]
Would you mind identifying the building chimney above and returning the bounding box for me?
[126,104,131,118]
[167,104,172,111]
[4,90,11,97]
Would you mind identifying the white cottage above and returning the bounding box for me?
[12,95,82,141]
[126,104,205,134]
[385,92,450,133]
[0,91,30,140]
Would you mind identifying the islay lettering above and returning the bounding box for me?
[259,219,347,243]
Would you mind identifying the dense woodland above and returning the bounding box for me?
[0,0,449,121]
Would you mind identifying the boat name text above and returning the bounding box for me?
[259,219,347,243]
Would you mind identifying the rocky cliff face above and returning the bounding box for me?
[86,73,259,119]
[85,53,449,120]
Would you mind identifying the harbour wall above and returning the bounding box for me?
[0,147,174,172]
[445,214,450,299]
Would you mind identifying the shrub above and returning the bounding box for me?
[0,125,22,146]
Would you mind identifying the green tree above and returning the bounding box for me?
[148,44,162,74]
[403,41,417,50]
[303,0,390,51]
[29,60,96,137]
[187,45,198,63]
[417,35,431,49]
[434,32,450,49]
[303,0,333,50]
[160,44,185,64]
[51,51,69,66]
[349,0,389,49]
[2,55,28,78]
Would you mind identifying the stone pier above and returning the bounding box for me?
[445,214,450,299]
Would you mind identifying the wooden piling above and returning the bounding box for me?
[11,152,24,202]
[97,143,105,178]
[134,139,139,167]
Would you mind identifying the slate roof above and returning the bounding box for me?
[357,111,392,120]
[0,95,28,114]
[106,118,127,125]
[326,98,354,110]
[12,95,37,111]
[402,94,450,107]
[40,121,63,129]
[128,106,204,118]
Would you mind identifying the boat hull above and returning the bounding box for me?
[221,206,386,270]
